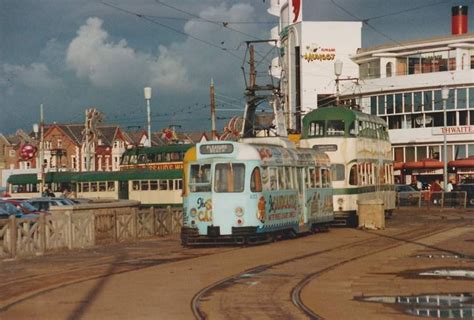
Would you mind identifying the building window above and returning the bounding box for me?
[422,91,432,111]
[416,146,427,161]
[468,144,474,157]
[9,150,15,157]
[386,62,393,77]
[386,95,394,114]
[406,147,415,162]
[370,96,377,115]
[414,92,423,112]
[378,95,385,115]
[57,139,62,148]
[403,93,412,113]
[395,93,402,113]
[408,55,421,74]
[458,88,467,109]
[455,145,466,159]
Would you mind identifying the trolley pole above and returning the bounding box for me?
[210,78,217,140]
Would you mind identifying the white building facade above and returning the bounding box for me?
[270,1,474,184]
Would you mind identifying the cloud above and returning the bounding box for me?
[1,62,63,91]
[66,17,192,90]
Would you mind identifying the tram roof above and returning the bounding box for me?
[7,169,183,185]
[302,106,386,125]
[7,172,78,185]
[122,144,193,155]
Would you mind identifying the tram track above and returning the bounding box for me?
[0,244,234,312]
[191,223,462,319]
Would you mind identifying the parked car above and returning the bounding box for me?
[4,199,47,215]
[27,197,74,212]
[395,184,421,206]
[0,200,24,217]
[0,200,37,219]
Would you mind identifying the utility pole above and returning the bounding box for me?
[39,104,45,194]
[210,78,217,140]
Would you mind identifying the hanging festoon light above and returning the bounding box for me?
[20,144,37,161]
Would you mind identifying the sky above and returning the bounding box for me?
[0,0,472,135]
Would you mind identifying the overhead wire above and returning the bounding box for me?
[101,1,242,60]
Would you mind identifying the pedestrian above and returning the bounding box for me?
[430,179,443,204]
[446,180,454,192]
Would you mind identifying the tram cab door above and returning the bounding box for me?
[212,162,246,235]
[118,180,129,200]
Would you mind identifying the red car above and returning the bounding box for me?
[4,199,49,215]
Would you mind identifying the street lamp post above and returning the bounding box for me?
[33,104,45,195]
[441,86,449,190]
[144,87,152,147]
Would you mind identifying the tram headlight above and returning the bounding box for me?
[235,207,244,217]
[337,198,344,205]
[236,217,244,225]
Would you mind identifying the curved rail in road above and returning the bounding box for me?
[191,224,458,319]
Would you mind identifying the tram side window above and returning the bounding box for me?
[130,155,138,165]
[138,154,147,164]
[190,164,211,192]
[285,167,293,189]
[309,121,324,137]
[349,164,358,186]
[268,167,278,190]
[159,180,168,190]
[150,180,158,190]
[141,181,149,191]
[214,163,245,193]
[349,121,357,136]
[83,183,90,192]
[175,179,183,190]
[99,182,106,192]
[107,181,115,191]
[168,180,174,190]
[321,168,331,188]
[260,167,270,191]
[132,181,140,190]
[250,167,263,192]
[327,120,345,136]
[278,167,286,189]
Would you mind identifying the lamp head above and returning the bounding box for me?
[144,87,152,100]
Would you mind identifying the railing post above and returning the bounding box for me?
[113,210,118,243]
[39,212,46,255]
[9,215,17,258]
[150,207,156,235]
[67,211,73,249]
[167,206,172,236]
[133,207,138,240]
[91,210,96,246]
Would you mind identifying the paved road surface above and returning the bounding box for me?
[1,208,473,319]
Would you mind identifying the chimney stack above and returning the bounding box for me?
[452,5,468,35]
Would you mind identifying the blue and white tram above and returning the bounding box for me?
[181,141,333,245]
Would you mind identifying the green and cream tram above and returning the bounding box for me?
[300,106,396,226]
